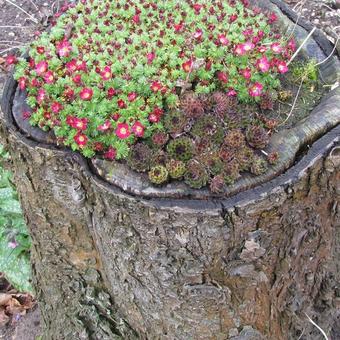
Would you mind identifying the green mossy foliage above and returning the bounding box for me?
[0,145,32,293]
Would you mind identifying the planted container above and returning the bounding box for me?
[1,0,339,339]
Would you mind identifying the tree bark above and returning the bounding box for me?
[1,76,340,339]
[0,0,339,338]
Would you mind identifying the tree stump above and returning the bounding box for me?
[1,1,340,339]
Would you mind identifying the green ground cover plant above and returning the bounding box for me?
[0,145,32,293]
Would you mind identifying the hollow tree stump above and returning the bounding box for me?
[1,90,340,339]
[1,1,340,339]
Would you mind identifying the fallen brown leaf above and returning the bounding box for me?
[0,308,10,327]
[0,293,12,306]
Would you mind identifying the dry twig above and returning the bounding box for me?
[4,0,39,24]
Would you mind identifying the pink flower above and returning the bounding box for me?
[43,111,51,119]
[64,87,74,99]
[153,107,164,116]
[147,52,156,64]
[18,77,27,90]
[29,58,35,68]
[218,34,229,46]
[243,41,255,52]
[56,40,72,57]
[287,39,296,51]
[257,31,265,39]
[31,78,40,87]
[268,12,278,24]
[194,29,203,41]
[76,60,87,71]
[174,22,184,33]
[79,88,93,101]
[74,133,88,147]
[148,107,163,123]
[97,120,111,131]
[151,81,163,92]
[148,113,160,123]
[8,240,18,249]
[256,56,270,72]
[205,59,212,71]
[100,66,112,81]
[229,14,238,23]
[127,92,137,102]
[51,102,63,113]
[258,45,267,53]
[242,28,253,37]
[193,4,203,13]
[94,142,104,151]
[66,115,75,126]
[252,36,260,44]
[241,68,252,79]
[37,89,47,104]
[35,61,48,75]
[6,55,17,65]
[217,71,228,83]
[132,14,140,24]
[131,121,145,137]
[249,82,264,97]
[277,60,288,74]
[36,46,45,54]
[74,118,88,130]
[104,146,117,160]
[66,60,77,72]
[252,7,261,15]
[72,74,82,84]
[105,88,115,100]
[112,113,120,121]
[22,110,32,119]
[70,117,88,130]
[227,89,237,97]
[44,71,55,84]
[182,60,193,73]
[271,42,283,54]
[234,44,246,56]
[117,99,126,109]
[116,123,131,139]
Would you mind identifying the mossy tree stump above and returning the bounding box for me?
[1,1,340,339]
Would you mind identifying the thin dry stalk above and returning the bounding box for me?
[287,27,317,66]
[304,313,329,340]
[315,34,339,67]
[278,78,304,127]
[0,40,26,44]
[0,46,26,55]
[0,25,26,29]
[4,0,38,24]
[284,0,306,42]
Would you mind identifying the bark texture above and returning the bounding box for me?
[0,0,339,337]
[1,80,340,339]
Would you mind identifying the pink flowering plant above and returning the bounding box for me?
[11,0,306,191]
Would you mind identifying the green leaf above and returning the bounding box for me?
[0,148,32,292]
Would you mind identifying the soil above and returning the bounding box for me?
[0,0,338,338]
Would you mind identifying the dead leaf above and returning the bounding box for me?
[0,293,12,306]
[15,293,35,310]
[0,308,10,327]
